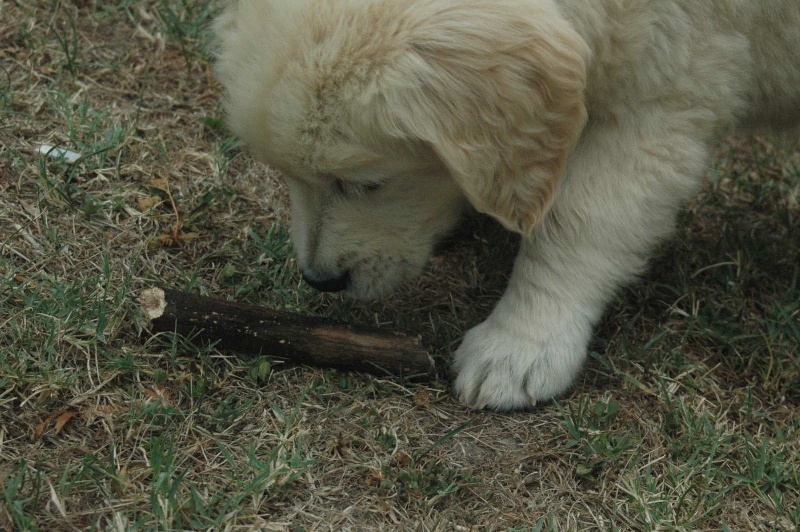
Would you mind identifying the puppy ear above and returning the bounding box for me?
[378,1,589,235]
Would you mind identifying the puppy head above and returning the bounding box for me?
[215,0,588,298]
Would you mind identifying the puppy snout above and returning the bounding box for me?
[302,270,351,293]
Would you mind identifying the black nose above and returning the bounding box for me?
[302,271,351,293]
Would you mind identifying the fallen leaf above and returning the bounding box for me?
[393,451,413,469]
[35,412,59,438]
[54,410,77,435]
[144,386,171,402]
[364,469,385,487]
[414,389,431,407]
[136,196,161,212]
[14,274,37,288]
[148,177,170,193]
[157,234,176,246]
[35,410,77,439]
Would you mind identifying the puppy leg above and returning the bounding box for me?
[454,116,713,410]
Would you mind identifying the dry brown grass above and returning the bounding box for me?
[1,1,798,530]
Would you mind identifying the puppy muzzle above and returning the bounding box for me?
[302,270,351,293]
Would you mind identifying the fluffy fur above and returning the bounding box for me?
[214,0,800,410]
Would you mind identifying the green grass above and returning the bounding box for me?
[1,1,798,530]
[155,0,219,71]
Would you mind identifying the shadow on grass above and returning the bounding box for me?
[591,188,799,403]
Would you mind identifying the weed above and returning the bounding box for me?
[155,0,218,72]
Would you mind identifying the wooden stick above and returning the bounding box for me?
[138,287,434,376]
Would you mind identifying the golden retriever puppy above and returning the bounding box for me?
[214,0,800,410]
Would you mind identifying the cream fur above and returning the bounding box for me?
[214,0,800,410]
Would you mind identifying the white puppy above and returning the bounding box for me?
[214,0,800,410]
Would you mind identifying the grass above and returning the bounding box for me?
[1,0,798,529]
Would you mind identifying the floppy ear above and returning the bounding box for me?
[377,1,589,235]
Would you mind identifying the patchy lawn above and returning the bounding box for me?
[1,1,798,530]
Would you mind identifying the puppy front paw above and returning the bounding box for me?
[453,318,588,411]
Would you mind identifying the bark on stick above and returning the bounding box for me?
[138,287,434,376]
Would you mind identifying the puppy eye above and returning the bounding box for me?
[333,178,383,197]
[362,181,383,193]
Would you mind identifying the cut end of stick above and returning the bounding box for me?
[139,288,167,320]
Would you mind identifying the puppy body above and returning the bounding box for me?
[215,0,800,409]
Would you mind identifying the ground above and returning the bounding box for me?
[0,1,798,530]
